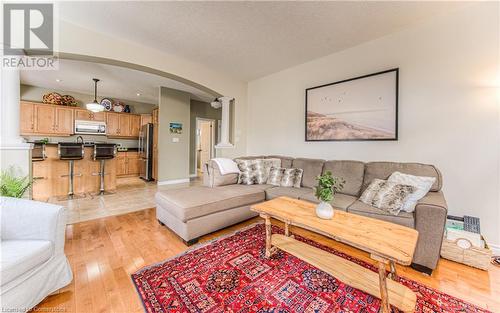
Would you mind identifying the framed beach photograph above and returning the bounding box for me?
[305,68,398,141]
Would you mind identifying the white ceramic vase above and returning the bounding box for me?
[316,201,334,219]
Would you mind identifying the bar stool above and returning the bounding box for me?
[57,142,85,200]
[92,143,117,195]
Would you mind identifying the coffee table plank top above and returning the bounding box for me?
[251,196,419,265]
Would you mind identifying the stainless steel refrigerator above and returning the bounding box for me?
[139,123,153,181]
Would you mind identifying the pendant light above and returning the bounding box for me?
[86,78,104,112]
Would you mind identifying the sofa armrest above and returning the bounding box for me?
[1,197,67,255]
[413,191,448,270]
[203,161,239,187]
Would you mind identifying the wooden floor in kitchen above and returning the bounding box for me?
[35,208,500,313]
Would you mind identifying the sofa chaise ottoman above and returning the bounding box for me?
[156,156,447,274]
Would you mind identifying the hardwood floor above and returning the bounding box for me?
[35,208,500,312]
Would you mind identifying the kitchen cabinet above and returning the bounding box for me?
[34,105,56,133]
[106,112,141,138]
[140,114,152,126]
[116,153,127,176]
[20,102,35,134]
[21,102,74,136]
[116,151,141,177]
[106,112,120,136]
[54,107,74,134]
[31,146,117,201]
[75,109,105,121]
[119,114,131,137]
[130,115,141,137]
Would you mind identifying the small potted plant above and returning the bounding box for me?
[314,171,345,219]
[0,166,33,198]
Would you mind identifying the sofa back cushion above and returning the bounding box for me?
[266,155,294,168]
[323,160,365,196]
[363,162,442,192]
[291,158,325,188]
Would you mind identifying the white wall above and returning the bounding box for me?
[247,3,500,246]
[58,20,248,159]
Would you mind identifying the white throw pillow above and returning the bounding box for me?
[387,171,436,212]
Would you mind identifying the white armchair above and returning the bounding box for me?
[1,197,73,311]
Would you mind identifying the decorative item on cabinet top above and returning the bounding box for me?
[42,92,78,106]
[100,98,113,111]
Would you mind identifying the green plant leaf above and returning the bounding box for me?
[0,166,33,198]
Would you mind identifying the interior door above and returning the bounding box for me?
[34,105,55,134]
[199,121,213,172]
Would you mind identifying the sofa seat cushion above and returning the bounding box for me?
[347,200,415,228]
[1,240,53,286]
[156,185,268,222]
[299,192,357,211]
[265,186,312,200]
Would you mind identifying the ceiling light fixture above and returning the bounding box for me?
[55,79,62,82]
[86,78,105,112]
[210,97,222,109]
[136,93,141,96]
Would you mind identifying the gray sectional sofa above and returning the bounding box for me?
[156,155,447,274]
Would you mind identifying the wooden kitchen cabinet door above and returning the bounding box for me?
[92,111,106,121]
[75,109,92,121]
[20,102,35,134]
[140,114,152,126]
[119,115,131,137]
[116,154,128,176]
[32,160,52,201]
[106,113,120,136]
[127,153,141,175]
[34,105,55,134]
[130,115,141,137]
[54,107,74,135]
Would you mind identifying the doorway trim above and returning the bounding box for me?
[195,117,216,176]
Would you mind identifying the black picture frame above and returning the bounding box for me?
[305,68,399,142]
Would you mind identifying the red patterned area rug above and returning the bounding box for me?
[132,223,490,313]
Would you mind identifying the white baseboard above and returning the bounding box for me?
[189,173,198,178]
[489,243,500,256]
[157,178,190,185]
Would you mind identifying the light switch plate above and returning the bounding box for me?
[172,137,179,143]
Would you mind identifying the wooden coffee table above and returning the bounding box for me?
[251,196,418,313]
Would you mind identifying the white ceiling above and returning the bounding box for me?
[59,1,471,81]
[20,59,215,104]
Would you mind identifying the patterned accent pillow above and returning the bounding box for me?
[360,179,416,215]
[387,171,436,212]
[280,168,303,188]
[235,158,281,185]
[267,167,285,186]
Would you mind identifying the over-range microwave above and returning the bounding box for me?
[74,120,107,135]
